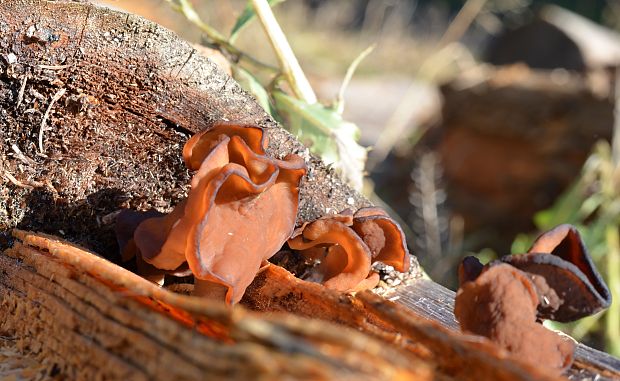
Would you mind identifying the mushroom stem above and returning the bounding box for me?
[193,279,230,301]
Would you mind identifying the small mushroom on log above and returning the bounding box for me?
[288,207,411,292]
[454,224,612,373]
[351,207,410,272]
[457,224,611,321]
[288,217,374,291]
[501,224,612,321]
[457,256,484,285]
[455,264,576,372]
[115,209,192,284]
[117,123,306,304]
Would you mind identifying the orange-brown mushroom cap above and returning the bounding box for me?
[136,134,305,304]
[115,209,192,284]
[188,158,305,303]
[183,122,267,170]
[351,207,410,272]
[135,135,232,271]
[288,218,373,292]
[115,209,164,262]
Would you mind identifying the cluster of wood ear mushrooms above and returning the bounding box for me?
[455,224,612,373]
[116,123,411,304]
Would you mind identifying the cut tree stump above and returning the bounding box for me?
[0,0,373,260]
[0,1,618,380]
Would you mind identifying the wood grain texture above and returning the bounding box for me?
[0,231,433,381]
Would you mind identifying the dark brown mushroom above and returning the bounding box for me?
[501,224,611,321]
[457,255,483,286]
[455,263,575,373]
[456,224,611,323]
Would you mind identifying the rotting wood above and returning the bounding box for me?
[2,230,569,381]
[243,262,620,380]
[2,231,433,381]
[0,0,390,264]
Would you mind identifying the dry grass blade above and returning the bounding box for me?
[38,88,66,154]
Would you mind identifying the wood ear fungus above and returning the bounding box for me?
[458,224,611,322]
[455,264,575,372]
[501,224,612,321]
[287,207,411,292]
[455,224,612,373]
[117,123,306,304]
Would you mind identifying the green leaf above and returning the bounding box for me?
[232,66,273,115]
[273,90,367,190]
[230,0,286,43]
[510,234,532,254]
[533,179,586,229]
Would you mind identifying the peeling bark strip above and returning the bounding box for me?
[1,231,432,381]
[0,0,385,265]
[1,231,570,381]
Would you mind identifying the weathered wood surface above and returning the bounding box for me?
[1,231,434,381]
[390,280,620,381]
[1,231,570,381]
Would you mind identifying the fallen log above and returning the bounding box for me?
[2,230,568,381]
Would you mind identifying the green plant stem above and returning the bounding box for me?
[605,224,620,356]
[335,44,375,115]
[251,0,317,104]
[165,0,277,72]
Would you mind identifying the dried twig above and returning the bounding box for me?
[11,144,36,166]
[3,171,34,190]
[16,75,27,108]
[251,0,317,104]
[38,88,66,154]
[38,64,71,70]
